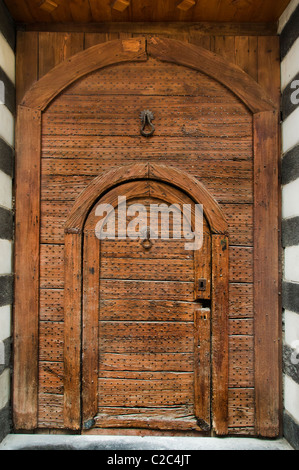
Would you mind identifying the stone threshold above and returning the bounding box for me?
[0,434,293,450]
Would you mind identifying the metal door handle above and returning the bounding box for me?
[140,110,155,137]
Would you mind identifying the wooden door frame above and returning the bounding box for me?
[14,37,281,437]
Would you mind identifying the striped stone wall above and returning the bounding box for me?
[0,0,14,443]
[279,0,299,451]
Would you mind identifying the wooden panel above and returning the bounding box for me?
[41,135,252,161]
[63,58,243,97]
[13,107,41,430]
[39,362,63,395]
[101,258,194,281]
[94,405,200,431]
[39,321,64,361]
[5,0,291,23]
[14,31,281,435]
[63,233,82,430]
[16,31,38,105]
[229,247,253,283]
[43,96,251,138]
[253,111,281,437]
[99,352,194,372]
[38,394,64,429]
[229,283,253,318]
[148,37,275,114]
[22,38,147,110]
[228,388,255,429]
[97,372,194,407]
[38,32,84,78]
[99,322,194,353]
[82,231,100,424]
[40,289,64,322]
[211,235,229,435]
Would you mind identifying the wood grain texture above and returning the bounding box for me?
[211,235,229,435]
[14,32,280,435]
[5,0,290,23]
[13,106,41,430]
[63,233,82,430]
[22,38,147,110]
[253,111,281,438]
[148,37,275,113]
[80,181,214,432]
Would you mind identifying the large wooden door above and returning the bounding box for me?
[82,180,212,433]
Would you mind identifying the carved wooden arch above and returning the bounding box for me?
[14,37,280,438]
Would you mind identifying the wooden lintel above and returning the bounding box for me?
[17,21,278,37]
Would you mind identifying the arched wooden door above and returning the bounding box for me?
[81,180,212,432]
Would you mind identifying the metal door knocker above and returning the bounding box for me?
[141,227,153,250]
[140,110,155,137]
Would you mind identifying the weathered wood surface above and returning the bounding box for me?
[80,184,213,432]
[14,32,280,436]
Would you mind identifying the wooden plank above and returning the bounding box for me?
[211,234,229,435]
[100,258,194,282]
[97,374,194,407]
[42,96,252,138]
[20,22,278,36]
[38,32,84,78]
[42,156,252,179]
[229,283,253,318]
[100,299,196,322]
[235,36,258,82]
[40,244,64,289]
[100,279,195,301]
[39,321,64,362]
[99,352,194,372]
[84,33,107,49]
[41,174,252,205]
[213,36,236,64]
[257,36,281,109]
[194,308,210,428]
[16,31,38,105]
[94,405,200,431]
[38,393,64,428]
[13,106,41,430]
[228,388,255,428]
[63,233,82,430]
[148,37,275,114]
[221,203,253,247]
[40,289,64,322]
[22,38,147,110]
[39,362,64,395]
[82,231,100,425]
[253,111,281,438]
[99,322,194,353]
[63,57,242,97]
[42,135,253,162]
[229,246,253,283]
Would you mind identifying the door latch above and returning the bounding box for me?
[140,110,155,137]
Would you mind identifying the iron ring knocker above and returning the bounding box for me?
[140,110,155,137]
[141,227,153,251]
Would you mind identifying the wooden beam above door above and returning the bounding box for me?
[4,0,291,24]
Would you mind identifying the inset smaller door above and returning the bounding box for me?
[81,180,212,433]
